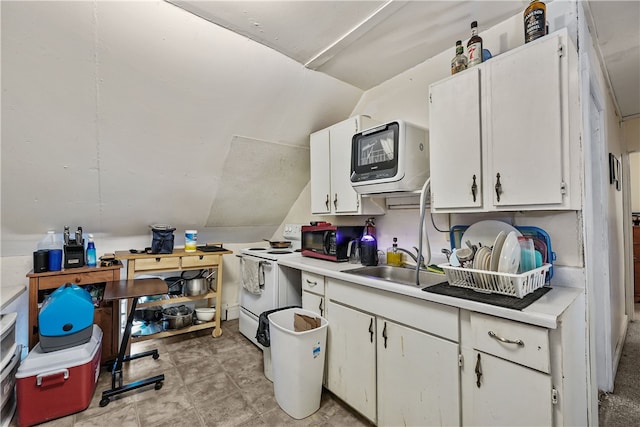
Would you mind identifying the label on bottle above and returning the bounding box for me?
[524,7,546,43]
[468,42,482,66]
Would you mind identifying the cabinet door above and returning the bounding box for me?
[377,319,460,426]
[487,34,564,207]
[326,301,376,423]
[310,128,331,214]
[329,118,361,214]
[302,291,324,317]
[429,67,482,211]
[461,347,553,426]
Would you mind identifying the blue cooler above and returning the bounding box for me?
[38,283,95,352]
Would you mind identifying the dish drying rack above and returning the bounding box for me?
[449,225,556,280]
[439,263,551,298]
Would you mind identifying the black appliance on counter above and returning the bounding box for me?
[301,222,364,262]
[64,225,85,269]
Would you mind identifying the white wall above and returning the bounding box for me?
[0,1,369,325]
[0,0,363,257]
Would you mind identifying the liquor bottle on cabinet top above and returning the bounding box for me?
[467,21,483,67]
[451,40,468,75]
[524,0,546,43]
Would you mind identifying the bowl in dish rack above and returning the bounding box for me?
[195,307,216,322]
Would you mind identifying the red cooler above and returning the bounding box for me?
[16,325,102,427]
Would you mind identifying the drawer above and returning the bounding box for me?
[134,257,180,271]
[302,271,324,295]
[470,312,550,373]
[181,254,220,268]
[37,269,117,289]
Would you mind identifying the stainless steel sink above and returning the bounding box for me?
[344,265,447,288]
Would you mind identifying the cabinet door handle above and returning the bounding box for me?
[495,173,502,202]
[475,353,482,388]
[319,299,323,316]
[471,174,478,202]
[333,193,338,210]
[325,194,330,210]
[368,318,374,343]
[488,330,525,346]
[382,321,388,349]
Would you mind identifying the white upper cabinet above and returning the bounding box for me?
[310,116,385,215]
[429,29,580,213]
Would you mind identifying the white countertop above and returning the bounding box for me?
[1,285,27,311]
[278,255,582,329]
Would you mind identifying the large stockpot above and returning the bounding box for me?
[182,269,217,296]
[164,269,217,296]
[162,305,193,330]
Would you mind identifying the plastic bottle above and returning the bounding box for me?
[86,234,97,267]
[38,231,63,271]
[387,237,403,266]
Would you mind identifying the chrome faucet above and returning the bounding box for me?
[396,247,426,268]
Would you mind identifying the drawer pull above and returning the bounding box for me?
[305,279,318,287]
[155,258,161,262]
[488,330,524,346]
[74,277,81,283]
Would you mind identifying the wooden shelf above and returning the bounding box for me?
[130,321,220,342]
[137,291,218,308]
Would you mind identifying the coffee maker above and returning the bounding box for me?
[63,226,85,268]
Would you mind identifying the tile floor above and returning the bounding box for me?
[10,319,372,427]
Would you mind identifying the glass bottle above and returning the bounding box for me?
[387,237,403,266]
[524,0,546,43]
[467,21,483,67]
[451,40,468,75]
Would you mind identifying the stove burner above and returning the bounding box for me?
[268,250,293,254]
[248,247,267,250]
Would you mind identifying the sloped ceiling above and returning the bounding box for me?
[0,1,362,254]
[171,0,640,119]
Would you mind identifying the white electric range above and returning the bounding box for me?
[238,225,303,348]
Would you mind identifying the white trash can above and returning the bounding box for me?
[268,308,328,419]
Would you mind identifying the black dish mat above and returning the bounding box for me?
[423,282,552,310]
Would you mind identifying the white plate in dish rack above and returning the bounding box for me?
[498,231,521,274]
[489,230,507,272]
[461,220,521,249]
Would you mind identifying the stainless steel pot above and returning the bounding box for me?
[182,270,216,296]
[162,305,193,330]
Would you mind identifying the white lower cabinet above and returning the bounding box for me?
[326,301,377,422]
[460,347,553,426]
[376,318,460,426]
[325,278,460,425]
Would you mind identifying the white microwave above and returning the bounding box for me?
[350,120,429,194]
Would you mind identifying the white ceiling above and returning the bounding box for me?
[169,0,639,120]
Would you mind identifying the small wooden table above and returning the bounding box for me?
[100,278,167,407]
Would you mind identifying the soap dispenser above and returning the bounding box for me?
[387,237,403,266]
